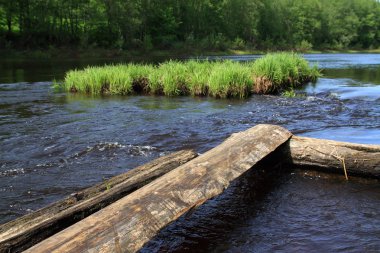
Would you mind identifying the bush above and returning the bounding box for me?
[252,52,320,93]
[232,37,246,50]
[296,40,313,52]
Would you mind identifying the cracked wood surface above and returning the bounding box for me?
[285,136,380,178]
[0,150,197,253]
[25,124,292,253]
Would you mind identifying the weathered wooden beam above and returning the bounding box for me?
[0,150,197,253]
[284,136,380,178]
[24,124,292,253]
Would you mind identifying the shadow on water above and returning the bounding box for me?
[141,157,380,252]
[140,151,291,253]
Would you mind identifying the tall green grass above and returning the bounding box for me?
[62,52,320,98]
[251,52,319,94]
[208,61,253,98]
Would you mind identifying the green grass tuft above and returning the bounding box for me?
[252,52,321,93]
[61,52,320,98]
[208,61,253,98]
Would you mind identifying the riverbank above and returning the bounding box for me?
[2,47,380,61]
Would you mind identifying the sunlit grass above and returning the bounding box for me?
[184,60,210,96]
[208,61,253,98]
[251,52,320,93]
[62,52,320,98]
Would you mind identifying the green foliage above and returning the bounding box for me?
[158,61,189,96]
[184,60,210,96]
[282,89,296,98]
[52,79,62,92]
[62,53,320,98]
[296,40,313,52]
[0,0,379,50]
[282,88,307,98]
[208,61,252,98]
[143,35,153,52]
[232,37,246,50]
[252,52,320,93]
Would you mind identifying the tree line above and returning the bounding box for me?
[0,0,379,51]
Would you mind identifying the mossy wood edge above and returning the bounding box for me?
[0,150,197,253]
[24,124,292,253]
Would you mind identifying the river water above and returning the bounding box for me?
[1,54,379,252]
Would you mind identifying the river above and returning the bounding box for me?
[1,54,379,252]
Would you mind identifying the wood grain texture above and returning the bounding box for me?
[285,136,380,178]
[25,124,292,253]
[0,150,197,253]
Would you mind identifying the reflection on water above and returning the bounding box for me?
[0,54,380,251]
[323,66,380,85]
[323,66,380,84]
[136,97,185,111]
[0,59,112,83]
[0,55,171,84]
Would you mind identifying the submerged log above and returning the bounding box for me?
[284,136,380,178]
[24,124,292,253]
[0,150,197,253]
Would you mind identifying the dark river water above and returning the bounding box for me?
[1,54,380,252]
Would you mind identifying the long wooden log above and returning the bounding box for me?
[0,150,197,253]
[24,124,292,253]
[284,136,380,178]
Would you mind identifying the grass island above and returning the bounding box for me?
[62,52,320,98]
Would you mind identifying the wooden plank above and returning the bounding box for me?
[284,136,380,178]
[0,150,197,253]
[24,124,292,253]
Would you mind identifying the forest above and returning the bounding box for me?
[0,0,380,52]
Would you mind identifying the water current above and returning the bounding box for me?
[0,54,379,252]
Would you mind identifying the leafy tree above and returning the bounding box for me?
[0,0,379,50]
